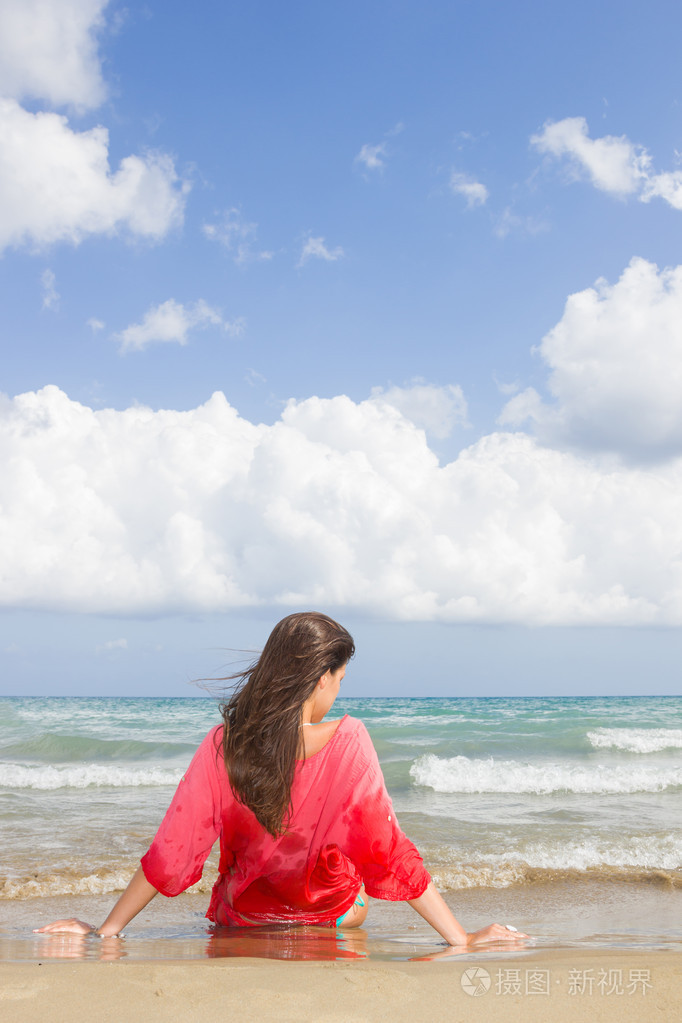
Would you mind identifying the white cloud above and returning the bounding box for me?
[531,116,682,211]
[41,268,59,310]
[449,172,489,208]
[531,117,647,195]
[297,235,344,267]
[354,123,403,173]
[115,299,243,353]
[87,317,105,332]
[499,258,682,461]
[370,381,469,439]
[245,368,266,387]
[0,99,188,253]
[355,142,387,172]
[0,0,109,110]
[96,638,127,654]
[494,207,549,239]
[202,207,273,264]
[2,384,682,625]
[640,170,682,211]
[495,378,521,397]
[0,4,187,254]
[455,129,487,150]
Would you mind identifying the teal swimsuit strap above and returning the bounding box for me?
[335,893,366,928]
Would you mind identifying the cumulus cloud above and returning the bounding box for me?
[500,258,682,461]
[1,384,682,625]
[0,0,109,110]
[641,170,682,210]
[449,171,489,208]
[202,207,273,264]
[297,235,344,267]
[0,5,187,253]
[115,299,243,353]
[369,381,469,439]
[40,268,59,310]
[0,99,188,252]
[532,117,682,211]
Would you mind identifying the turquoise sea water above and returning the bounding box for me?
[1,695,681,960]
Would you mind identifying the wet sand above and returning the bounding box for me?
[2,949,680,1023]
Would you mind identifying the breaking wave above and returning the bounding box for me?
[0,763,181,790]
[425,833,682,889]
[587,728,682,754]
[410,754,682,794]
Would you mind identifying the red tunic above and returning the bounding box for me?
[141,715,431,927]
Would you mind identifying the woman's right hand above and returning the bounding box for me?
[33,918,95,935]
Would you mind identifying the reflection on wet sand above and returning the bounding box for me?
[205,924,369,960]
[29,925,370,963]
[28,924,535,964]
[30,932,127,961]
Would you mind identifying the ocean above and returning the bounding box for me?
[1,695,681,961]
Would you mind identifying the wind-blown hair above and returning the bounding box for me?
[220,612,355,837]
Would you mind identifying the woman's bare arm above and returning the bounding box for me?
[34,865,159,937]
[408,882,526,947]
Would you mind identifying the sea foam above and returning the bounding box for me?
[0,763,181,790]
[1,867,217,900]
[424,833,682,888]
[410,754,682,794]
[587,728,682,753]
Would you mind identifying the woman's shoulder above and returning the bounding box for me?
[324,717,381,782]
[341,714,368,736]
[332,715,375,755]
[200,723,225,746]
[299,715,371,765]
[191,724,225,766]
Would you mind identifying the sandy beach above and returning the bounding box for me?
[2,949,680,1023]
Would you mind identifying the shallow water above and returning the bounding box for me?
[3,878,682,963]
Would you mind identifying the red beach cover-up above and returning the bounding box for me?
[141,715,431,927]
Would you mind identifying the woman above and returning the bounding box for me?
[37,612,524,947]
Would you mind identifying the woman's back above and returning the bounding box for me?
[141,715,430,927]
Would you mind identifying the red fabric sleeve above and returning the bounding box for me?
[140,726,224,897]
[340,722,431,901]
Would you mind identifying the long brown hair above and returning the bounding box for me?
[220,612,355,837]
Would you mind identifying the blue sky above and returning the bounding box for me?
[1,0,682,696]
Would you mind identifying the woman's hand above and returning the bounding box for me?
[33,865,159,939]
[33,919,96,935]
[466,922,528,945]
[408,883,530,948]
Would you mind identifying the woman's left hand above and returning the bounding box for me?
[466,922,528,945]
